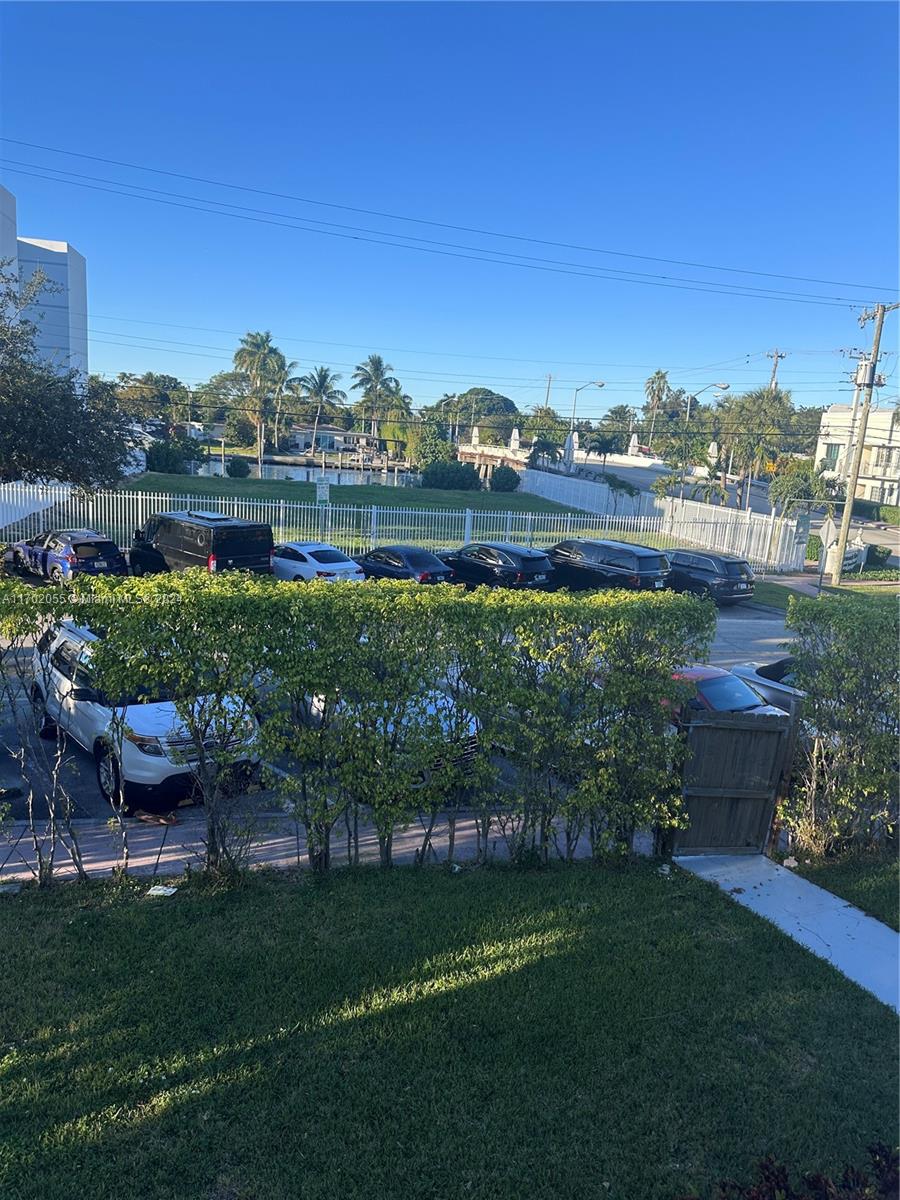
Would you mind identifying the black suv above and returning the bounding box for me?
[548,539,671,591]
[666,550,755,604]
[439,542,553,589]
[130,511,274,576]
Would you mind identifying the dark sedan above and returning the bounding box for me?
[439,542,553,589]
[355,545,455,583]
[548,538,670,591]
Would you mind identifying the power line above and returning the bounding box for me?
[0,163,863,308]
[3,135,896,293]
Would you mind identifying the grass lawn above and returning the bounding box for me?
[752,578,899,610]
[126,472,575,513]
[794,852,899,930]
[1,865,895,1200]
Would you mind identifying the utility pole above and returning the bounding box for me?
[842,355,868,480]
[544,374,553,408]
[767,349,787,391]
[830,302,899,586]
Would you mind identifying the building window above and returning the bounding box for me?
[823,443,841,468]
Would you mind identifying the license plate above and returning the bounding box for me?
[654,580,663,588]
[738,583,748,590]
[533,574,546,582]
[94,560,107,568]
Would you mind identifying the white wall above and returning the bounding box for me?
[0,187,17,278]
[16,237,89,377]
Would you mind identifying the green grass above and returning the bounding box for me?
[794,852,899,930]
[126,472,574,513]
[1,865,895,1200]
[752,579,900,610]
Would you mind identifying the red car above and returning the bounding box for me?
[675,665,783,719]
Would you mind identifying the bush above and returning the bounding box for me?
[806,534,823,562]
[865,543,891,568]
[489,465,521,493]
[678,1143,898,1199]
[145,434,206,475]
[8,577,714,874]
[420,460,482,491]
[852,499,900,526]
[785,593,899,852]
[225,456,251,478]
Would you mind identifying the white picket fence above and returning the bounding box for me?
[0,483,807,570]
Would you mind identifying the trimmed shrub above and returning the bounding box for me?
[225,456,251,478]
[865,543,891,568]
[145,434,206,475]
[806,534,823,562]
[785,593,899,852]
[489,465,521,493]
[420,460,482,491]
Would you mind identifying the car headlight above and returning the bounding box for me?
[124,732,166,756]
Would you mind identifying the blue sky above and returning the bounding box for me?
[1,1,897,419]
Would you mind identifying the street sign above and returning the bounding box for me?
[316,480,330,506]
[818,517,838,549]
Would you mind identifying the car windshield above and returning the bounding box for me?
[74,542,120,559]
[723,560,753,578]
[698,674,765,712]
[309,548,352,564]
[637,555,668,573]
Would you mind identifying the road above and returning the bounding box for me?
[709,605,788,667]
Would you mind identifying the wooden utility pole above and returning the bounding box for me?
[767,348,787,391]
[830,302,899,585]
[544,374,553,407]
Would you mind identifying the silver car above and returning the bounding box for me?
[731,657,805,714]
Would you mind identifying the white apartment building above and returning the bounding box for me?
[815,403,900,505]
[0,185,88,377]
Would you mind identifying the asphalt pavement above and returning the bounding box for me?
[709,604,789,667]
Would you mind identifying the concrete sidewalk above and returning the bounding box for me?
[676,853,899,1012]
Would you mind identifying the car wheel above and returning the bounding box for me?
[130,560,144,577]
[30,685,57,739]
[293,574,307,583]
[50,566,66,586]
[95,744,129,812]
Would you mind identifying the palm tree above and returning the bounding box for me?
[584,432,620,469]
[271,358,299,451]
[351,354,399,438]
[690,478,727,506]
[233,331,284,471]
[527,437,562,469]
[644,370,669,449]
[297,366,347,458]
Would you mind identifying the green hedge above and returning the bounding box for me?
[785,592,899,853]
[851,498,900,526]
[0,576,714,875]
[420,460,482,491]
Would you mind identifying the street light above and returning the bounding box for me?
[571,381,605,431]
[679,382,729,501]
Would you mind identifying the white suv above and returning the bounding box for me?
[32,622,258,813]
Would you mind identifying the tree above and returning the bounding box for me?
[598,404,636,443]
[145,433,207,475]
[689,477,727,505]
[768,456,844,515]
[223,409,256,447]
[350,354,399,437]
[0,264,133,489]
[380,382,415,457]
[584,432,622,468]
[489,465,521,493]
[643,370,669,448]
[296,366,346,458]
[233,331,284,472]
[524,404,566,445]
[527,438,562,468]
[455,387,520,445]
[114,372,191,427]
[226,456,251,478]
[411,423,453,470]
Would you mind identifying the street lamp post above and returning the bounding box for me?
[570,381,605,432]
[679,382,729,501]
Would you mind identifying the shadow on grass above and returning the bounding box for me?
[1,864,896,1200]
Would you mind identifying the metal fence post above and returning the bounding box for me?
[463,508,473,544]
[370,505,378,548]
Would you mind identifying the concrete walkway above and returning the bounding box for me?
[676,853,899,1012]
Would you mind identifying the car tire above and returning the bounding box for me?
[95,744,130,813]
[293,574,306,583]
[31,685,57,739]
[50,566,66,586]
[130,560,144,577]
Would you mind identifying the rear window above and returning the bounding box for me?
[723,560,753,579]
[636,555,669,573]
[404,549,441,567]
[697,675,764,712]
[521,554,551,570]
[74,542,120,559]
[309,548,351,564]
[211,526,273,555]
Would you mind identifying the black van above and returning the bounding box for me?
[129,511,274,576]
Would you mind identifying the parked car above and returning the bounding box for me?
[11,529,127,583]
[356,545,455,583]
[129,511,273,576]
[675,665,783,717]
[547,539,670,591]
[666,549,755,604]
[438,542,553,589]
[731,657,805,713]
[272,540,364,583]
[31,622,259,812]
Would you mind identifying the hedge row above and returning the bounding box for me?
[0,574,713,875]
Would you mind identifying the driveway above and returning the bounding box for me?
[709,605,788,667]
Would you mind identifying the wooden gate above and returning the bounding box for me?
[672,711,793,855]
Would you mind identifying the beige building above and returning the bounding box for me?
[815,404,900,505]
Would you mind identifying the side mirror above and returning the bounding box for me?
[133,529,144,542]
